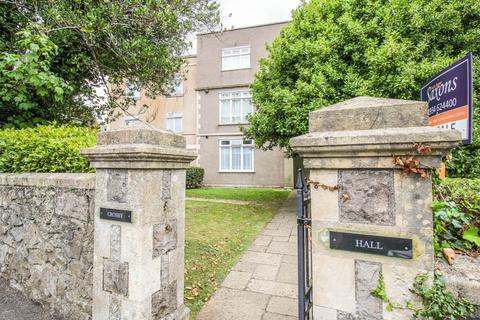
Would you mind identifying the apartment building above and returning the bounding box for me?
[110,22,293,187]
[110,56,198,149]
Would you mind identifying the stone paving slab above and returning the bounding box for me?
[197,193,298,320]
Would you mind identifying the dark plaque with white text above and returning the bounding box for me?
[100,208,132,223]
[329,231,413,259]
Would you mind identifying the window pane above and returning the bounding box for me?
[175,118,182,132]
[243,146,252,170]
[232,97,241,123]
[220,147,230,170]
[232,146,241,170]
[243,98,252,122]
[241,54,250,68]
[221,99,230,123]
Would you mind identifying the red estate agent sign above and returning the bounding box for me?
[420,53,474,144]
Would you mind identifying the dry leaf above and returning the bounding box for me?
[341,193,350,202]
[443,248,455,265]
[415,143,432,155]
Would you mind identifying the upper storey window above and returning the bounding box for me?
[125,80,141,100]
[222,46,251,71]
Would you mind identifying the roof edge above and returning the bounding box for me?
[197,20,291,36]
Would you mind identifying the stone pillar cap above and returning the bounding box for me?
[291,96,463,169]
[291,126,461,158]
[81,127,197,169]
[309,96,428,132]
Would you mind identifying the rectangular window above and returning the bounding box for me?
[124,115,141,127]
[222,46,251,71]
[125,80,141,100]
[219,139,254,172]
[170,74,183,96]
[219,91,253,124]
[166,112,183,133]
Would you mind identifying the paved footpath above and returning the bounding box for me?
[197,193,298,320]
[0,280,57,320]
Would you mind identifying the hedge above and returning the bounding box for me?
[446,146,480,178]
[0,125,96,173]
[186,167,204,189]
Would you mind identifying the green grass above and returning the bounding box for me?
[184,200,277,318]
[186,187,290,206]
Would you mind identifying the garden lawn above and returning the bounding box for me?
[186,187,290,206]
[184,200,277,318]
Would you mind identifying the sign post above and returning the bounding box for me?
[421,53,474,144]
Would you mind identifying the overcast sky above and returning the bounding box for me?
[218,0,302,29]
[189,0,301,53]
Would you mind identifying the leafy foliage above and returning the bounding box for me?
[245,0,480,160]
[432,201,478,255]
[0,125,96,173]
[0,0,220,127]
[0,27,73,127]
[186,167,205,189]
[447,146,480,178]
[411,271,474,319]
[435,178,480,217]
[371,272,398,312]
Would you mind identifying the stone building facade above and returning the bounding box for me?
[110,22,293,188]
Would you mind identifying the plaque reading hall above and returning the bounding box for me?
[329,231,413,259]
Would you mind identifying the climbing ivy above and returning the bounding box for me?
[371,271,475,319]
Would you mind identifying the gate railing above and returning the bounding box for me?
[296,169,313,320]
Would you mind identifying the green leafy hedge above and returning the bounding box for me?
[0,125,96,173]
[186,167,204,189]
[433,178,480,256]
[447,146,480,178]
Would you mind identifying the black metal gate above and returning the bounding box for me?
[295,169,313,320]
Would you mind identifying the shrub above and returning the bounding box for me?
[435,178,480,216]
[0,125,96,173]
[245,0,480,155]
[446,146,480,178]
[186,167,204,189]
[433,178,480,256]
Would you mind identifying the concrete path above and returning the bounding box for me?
[0,280,57,320]
[197,193,298,320]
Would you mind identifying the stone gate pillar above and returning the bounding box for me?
[81,127,196,320]
[290,97,461,320]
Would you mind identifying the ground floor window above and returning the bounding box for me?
[219,139,254,172]
[166,112,182,133]
[124,115,141,127]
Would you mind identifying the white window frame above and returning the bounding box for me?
[222,46,251,71]
[219,91,253,125]
[124,115,141,127]
[166,112,183,133]
[218,139,254,173]
[125,80,141,100]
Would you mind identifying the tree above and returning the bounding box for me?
[0,0,220,127]
[245,0,480,163]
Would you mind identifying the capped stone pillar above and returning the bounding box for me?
[81,127,196,320]
[290,97,461,320]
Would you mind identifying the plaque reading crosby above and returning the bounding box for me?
[100,208,132,223]
[329,231,413,259]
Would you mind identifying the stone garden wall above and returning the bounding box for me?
[439,255,480,318]
[0,173,95,320]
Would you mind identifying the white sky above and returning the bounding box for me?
[218,0,302,29]
[189,0,302,54]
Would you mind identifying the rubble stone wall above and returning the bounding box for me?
[0,173,95,320]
